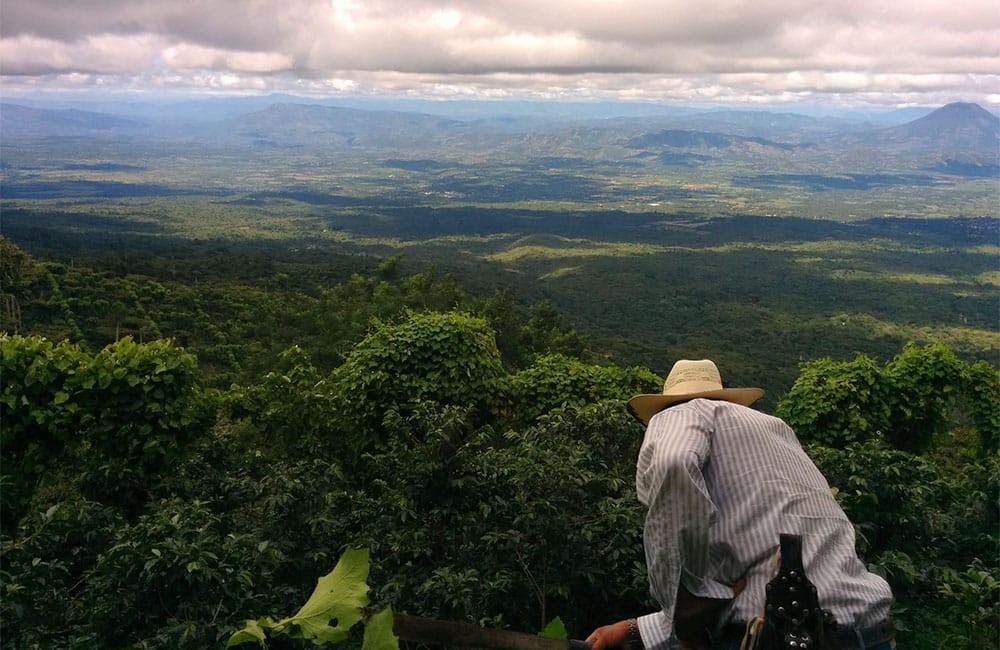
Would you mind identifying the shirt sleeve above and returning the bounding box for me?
[636,610,679,650]
[635,403,724,640]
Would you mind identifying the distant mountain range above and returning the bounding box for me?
[0,103,143,137]
[231,102,465,148]
[1,99,997,173]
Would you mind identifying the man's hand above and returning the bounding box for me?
[586,579,745,650]
[585,619,631,650]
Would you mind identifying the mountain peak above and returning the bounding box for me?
[939,101,991,110]
[876,102,999,156]
[904,102,998,134]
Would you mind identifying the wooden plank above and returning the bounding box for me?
[364,609,581,650]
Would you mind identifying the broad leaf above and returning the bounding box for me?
[361,607,398,650]
[275,547,371,644]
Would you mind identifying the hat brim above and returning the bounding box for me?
[627,388,764,425]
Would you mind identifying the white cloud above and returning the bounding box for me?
[161,44,294,73]
[0,0,997,106]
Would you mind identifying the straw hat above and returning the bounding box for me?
[627,359,764,425]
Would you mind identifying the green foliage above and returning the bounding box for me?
[272,548,369,645]
[539,617,568,639]
[1,310,995,649]
[880,342,964,452]
[0,236,36,332]
[506,354,660,427]
[936,560,1000,649]
[288,397,648,635]
[809,440,995,570]
[807,439,998,647]
[227,345,336,457]
[1,335,87,527]
[307,265,467,371]
[86,497,278,648]
[519,301,588,360]
[1,334,213,523]
[79,337,209,470]
[779,343,994,454]
[776,354,886,447]
[360,608,396,650]
[0,334,86,449]
[228,549,390,649]
[331,311,505,442]
[2,491,288,649]
[0,497,124,649]
[961,360,1000,454]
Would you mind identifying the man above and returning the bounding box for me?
[586,360,895,650]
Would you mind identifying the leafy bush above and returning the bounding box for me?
[961,360,1000,455]
[331,311,505,444]
[0,335,87,529]
[880,342,964,452]
[1,497,124,649]
[1,335,214,522]
[2,323,996,649]
[935,560,1000,649]
[227,345,337,458]
[779,343,994,454]
[505,354,660,427]
[307,398,649,635]
[808,440,995,576]
[85,497,283,649]
[776,354,887,447]
[74,337,214,511]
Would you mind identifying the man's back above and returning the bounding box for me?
[637,398,893,631]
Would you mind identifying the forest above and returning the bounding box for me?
[1,234,998,649]
[1,98,998,648]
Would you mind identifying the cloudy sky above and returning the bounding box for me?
[2,0,998,107]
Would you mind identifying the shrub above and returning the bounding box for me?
[779,343,996,454]
[331,311,505,445]
[505,354,660,427]
[880,342,964,452]
[776,354,887,447]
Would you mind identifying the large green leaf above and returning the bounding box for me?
[361,607,398,650]
[275,548,371,644]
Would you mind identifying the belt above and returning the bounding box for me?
[717,619,895,650]
[834,619,895,649]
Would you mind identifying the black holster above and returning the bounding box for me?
[754,533,842,650]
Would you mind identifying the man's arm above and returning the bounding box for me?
[587,403,737,650]
[638,405,720,609]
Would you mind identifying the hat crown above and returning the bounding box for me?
[662,359,724,395]
[626,358,764,425]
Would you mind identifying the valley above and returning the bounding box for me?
[1,98,998,405]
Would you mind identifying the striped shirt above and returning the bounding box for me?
[634,399,894,649]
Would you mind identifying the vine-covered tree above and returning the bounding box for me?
[776,342,998,454]
[0,334,213,528]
